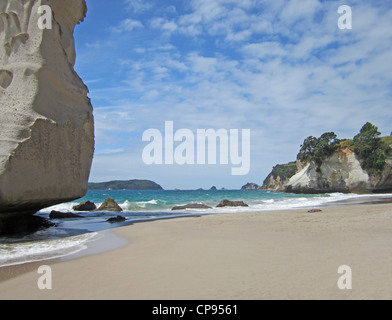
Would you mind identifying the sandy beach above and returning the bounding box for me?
[1,202,392,300]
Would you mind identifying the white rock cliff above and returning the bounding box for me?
[0,0,94,222]
[285,147,392,194]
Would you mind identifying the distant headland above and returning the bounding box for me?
[262,122,392,194]
[88,179,163,191]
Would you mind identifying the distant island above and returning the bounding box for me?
[88,179,163,190]
[241,182,261,190]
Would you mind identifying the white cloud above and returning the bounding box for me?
[225,29,252,42]
[98,149,126,155]
[242,42,287,59]
[177,1,253,39]
[112,18,144,33]
[124,0,153,13]
[187,53,218,76]
[150,17,178,35]
[279,0,322,24]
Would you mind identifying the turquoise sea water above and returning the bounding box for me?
[1,189,391,267]
[40,189,367,214]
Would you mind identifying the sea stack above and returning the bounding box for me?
[0,0,94,231]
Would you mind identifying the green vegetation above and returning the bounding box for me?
[338,136,392,150]
[295,122,391,175]
[297,132,340,171]
[88,179,163,190]
[338,139,354,149]
[381,135,392,146]
[269,162,298,180]
[352,122,391,174]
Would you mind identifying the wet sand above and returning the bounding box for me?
[1,202,392,300]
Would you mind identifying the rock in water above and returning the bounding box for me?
[0,0,94,233]
[107,215,126,223]
[216,199,249,207]
[97,198,123,212]
[49,211,83,219]
[171,203,212,210]
[73,200,96,211]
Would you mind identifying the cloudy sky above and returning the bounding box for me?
[74,0,392,190]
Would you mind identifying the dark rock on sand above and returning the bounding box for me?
[216,199,249,207]
[73,201,96,211]
[172,204,212,210]
[97,198,123,212]
[49,211,83,219]
[307,209,322,213]
[0,214,55,236]
[107,215,126,223]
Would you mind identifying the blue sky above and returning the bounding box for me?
[74,0,392,190]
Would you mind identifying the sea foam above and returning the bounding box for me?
[0,232,98,267]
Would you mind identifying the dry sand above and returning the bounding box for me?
[1,203,392,300]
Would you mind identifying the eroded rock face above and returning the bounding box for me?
[261,175,289,192]
[260,162,297,191]
[0,0,94,219]
[285,147,392,194]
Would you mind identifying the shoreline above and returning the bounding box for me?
[1,194,391,273]
[0,228,129,282]
[1,198,392,299]
[3,192,391,273]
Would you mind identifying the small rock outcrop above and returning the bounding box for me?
[97,198,123,212]
[216,199,248,207]
[73,201,96,211]
[0,0,94,234]
[172,204,212,210]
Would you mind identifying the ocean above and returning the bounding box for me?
[1,189,391,267]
